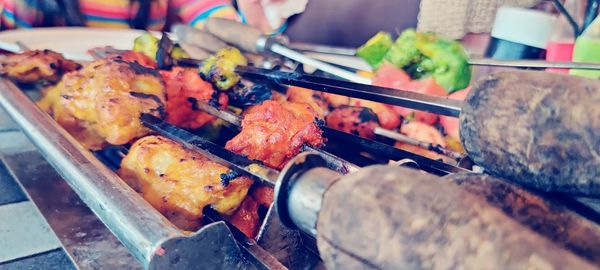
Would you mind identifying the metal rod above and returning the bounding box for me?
[0,79,183,267]
[321,127,468,176]
[193,101,241,126]
[468,58,600,70]
[236,66,462,117]
[374,127,464,161]
[288,42,358,56]
[269,43,372,84]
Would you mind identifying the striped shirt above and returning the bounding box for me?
[0,0,239,30]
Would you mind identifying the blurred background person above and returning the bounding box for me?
[0,0,291,32]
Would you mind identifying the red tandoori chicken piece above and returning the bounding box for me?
[160,66,228,129]
[225,100,323,169]
[229,186,274,238]
[326,106,381,139]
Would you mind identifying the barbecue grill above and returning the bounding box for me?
[2,22,600,269]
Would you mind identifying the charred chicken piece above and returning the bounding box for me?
[225,100,324,169]
[228,185,274,238]
[227,79,272,107]
[284,86,398,130]
[395,121,450,162]
[160,66,228,129]
[0,50,81,84]
[119,135,253,231]
[349,98,400,130]
[37,59,166,150]
[286,86,328,119]
[326,106,380,139]
[322,92,351,108]
[228,196,260,238]
[113,50,157,69]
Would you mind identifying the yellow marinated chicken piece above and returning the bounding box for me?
[37,59,166,150]
[119,135,253,231]
[0,50,80,84]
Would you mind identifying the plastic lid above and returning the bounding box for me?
[491,6,558,49]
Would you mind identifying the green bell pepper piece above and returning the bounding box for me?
[356,31,393,68]
[385,29,422,68]
[415,33,471,92]
[133,33,160,59]
[170,45,190,59]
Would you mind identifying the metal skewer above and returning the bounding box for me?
[191,101,359,174]
[468,58,600,70]
[140,113,279,186]
[236,66,463,117]
[285,42,600,70]
[192,100,465,175]
[374,127,464,160]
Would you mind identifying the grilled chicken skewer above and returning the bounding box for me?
[7,38,599,196]
[235,67,600,196]
[374,126,463,160]
[119,135,254,231]
[192,100,358,173]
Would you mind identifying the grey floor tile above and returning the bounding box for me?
[0,131,35,156]
[0,201,61,262]
[0,248,75,270]
[0,161,26,205]
[0,107,17,131]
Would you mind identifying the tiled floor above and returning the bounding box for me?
[0,109,76,269]
[0,248,75,270]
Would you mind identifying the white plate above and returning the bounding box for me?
[0,27,149,61]
[0,27,370,72]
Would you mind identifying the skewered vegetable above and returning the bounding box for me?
[384,29,422,70]
[133,33,160,59]
[227,79,272,107]
[200,47,248,91]
[356,31,393,68]
[357,29,472,93]
[415,32,471,92]
[133,32,190,69]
